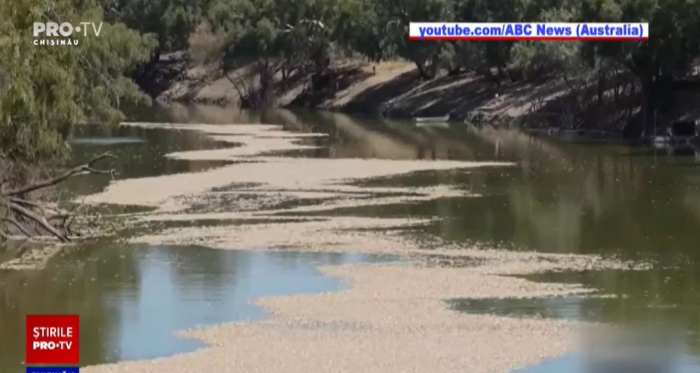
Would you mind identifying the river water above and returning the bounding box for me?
[2,103,700,371]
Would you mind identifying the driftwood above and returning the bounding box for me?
[0,153,117,243]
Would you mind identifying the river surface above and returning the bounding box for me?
[2,103,700,371]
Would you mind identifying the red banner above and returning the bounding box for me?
[25,315,80,365]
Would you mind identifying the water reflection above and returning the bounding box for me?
[30,103,700,368]
[514,354,700,373]
[450,267,700,359]
[0,241,391,371]
[70,104,700,294]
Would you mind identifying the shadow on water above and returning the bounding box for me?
[0,240,396,372]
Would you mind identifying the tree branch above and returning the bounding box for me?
[0,152,118,242]
[1,217,32,238]
[3,153,116,197]
[7,202,69,242]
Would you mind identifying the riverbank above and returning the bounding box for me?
[156,59,568,121]
[76,120,651,373]
[152,55,700,136]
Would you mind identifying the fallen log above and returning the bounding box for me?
[0,153,117,243]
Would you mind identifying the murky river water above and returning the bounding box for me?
[2,103,700,371]
[0,242,389,371]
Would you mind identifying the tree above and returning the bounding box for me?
[453,0,533,81]
[580,0,700,136]
[0,0,156,162]
[332,0,383,61]
[101,0,201,59]
[508,6,581,79]
[212,0,358,105]
[223,17,282,106]
[378,0,455,79]
[0,154,117,242]
[1,0,155,243]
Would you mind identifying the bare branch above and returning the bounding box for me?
[7,202,69,242]
[1,217,32,238]
[8,197,64,215]
[1,153,119,242]
[3,153,116,197]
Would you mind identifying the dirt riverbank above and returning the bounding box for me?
[152,55,700,134]
[157,59,572,121]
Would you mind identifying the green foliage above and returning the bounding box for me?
[229,18,279,61]
[212,0,350,71]
[576,0,700,133]
[3,0,700,149]
[508,7,581,77]
[101,0,201,52]
[0,0,155,162]
[200,0,700,94]
[580,0,700,79]
[332,0,382,60]
[211,0,384,105]
[453,0,529,73]
[377,0,455,78]
[510,41,580,76]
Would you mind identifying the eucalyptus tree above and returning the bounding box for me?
[452,0,533,81]
[377,0,455,79]
[0,0,155,162]
[583,0,700,135]
[100,0,201,59]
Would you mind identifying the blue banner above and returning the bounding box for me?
[26,368,79,373]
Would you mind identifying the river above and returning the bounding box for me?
[2,103,700,372]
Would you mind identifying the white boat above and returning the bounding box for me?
[652,135,671,144]
[414,115,449,123]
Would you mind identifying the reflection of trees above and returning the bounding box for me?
[325,112,493,161]
[0,240,142,371]
[433,131,700,357]
[505,144,700,260]
[40,104,700,362]
[301,114,700,270]
[109,105,700,267]
[411,128,700,264]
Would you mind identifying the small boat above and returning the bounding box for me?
[646,121,698,147]
[652,135,671,144]
[414,115,449,123]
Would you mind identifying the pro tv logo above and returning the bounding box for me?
[32,22,103,46]
[25,315,80,371]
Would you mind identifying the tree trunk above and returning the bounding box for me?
[597,73,606,106]
[414,59,433,80]
[150,47,161,65]
[281,66,288,90]
[641,75,656,138]
[258,61,272,107]
[478,67,500,85]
